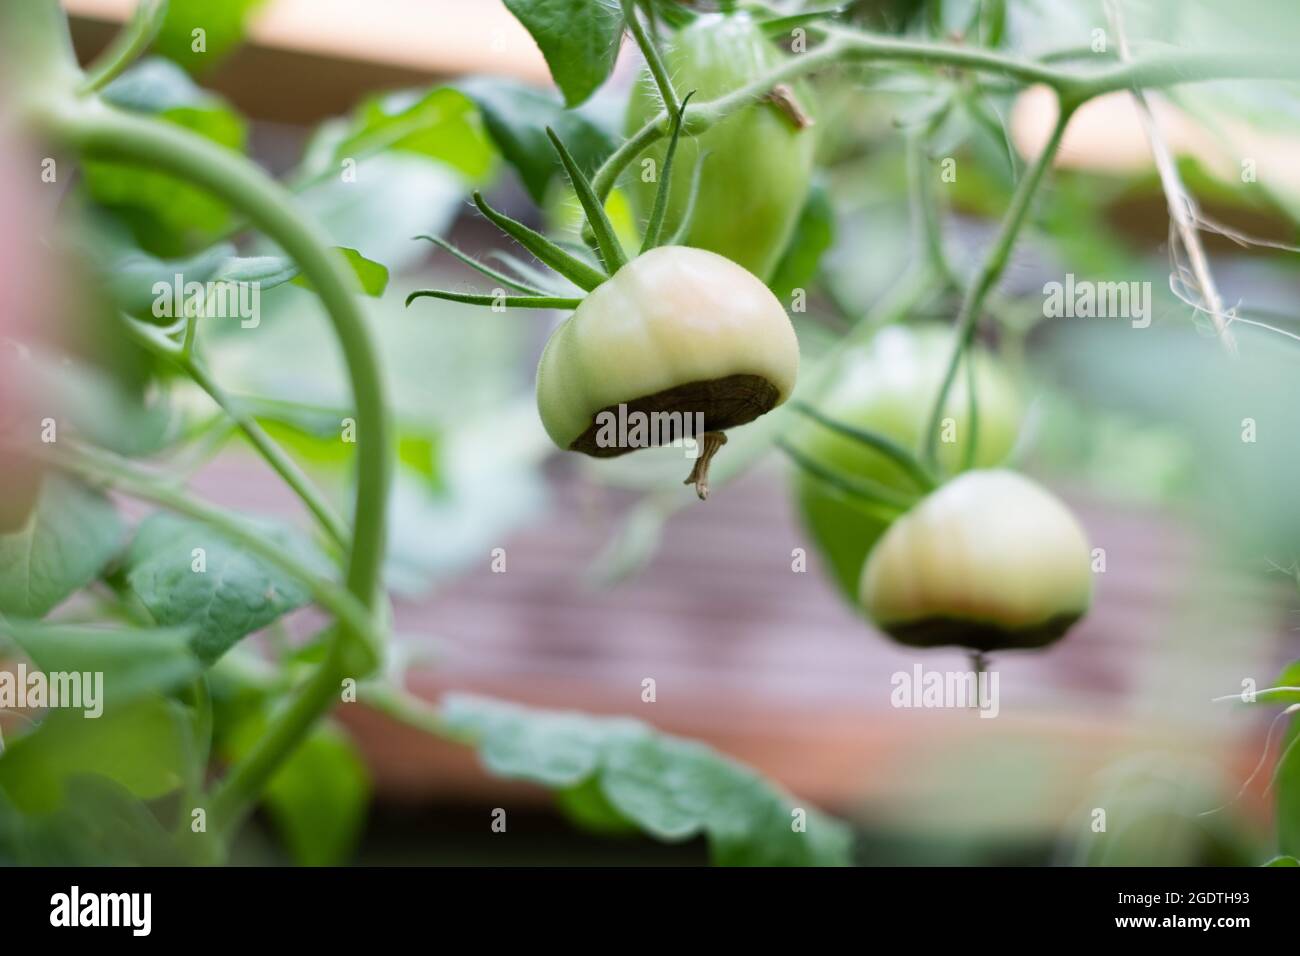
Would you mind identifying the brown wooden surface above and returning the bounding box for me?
[186,451,1293,827]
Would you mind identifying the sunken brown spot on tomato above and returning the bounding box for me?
[878,612,1085,653]
[569,373,780,458]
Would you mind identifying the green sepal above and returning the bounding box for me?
[472,191,609,292]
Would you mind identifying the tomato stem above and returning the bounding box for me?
[593,28,1300,203]
[35,95,393,838]
[623,0,681,117]
[78,0,167,94]
[684,431,728,501]
[922,96,1076,473]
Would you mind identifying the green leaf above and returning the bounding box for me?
[153,0,267,73]
[546,127,628,273]
[443,694,853,866]
[212,247,388,298]
[291,247,389,298]
[459,77,617,204]
[313,86,496,182]
[767,182,836,301]
[103,242,236,318]
[1264,659,1300,704]
[122,513,322,664]
[288,152,466,275]
[212,255,301,291]
[223,714,369,866]
[0,476,123,619]
[1279,714,1300,858]
[0,776,188,866]
[502,0,625,108]
[2,621,203,705]
[1264,855,1299,866]
[555,776,639,836]
[88,58,247,253]
[0,696,196,812]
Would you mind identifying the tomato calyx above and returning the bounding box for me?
[406,93,799,500]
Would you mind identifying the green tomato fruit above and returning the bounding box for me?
[536,245,798,496]
[624,12,816,281]
[859,470,1093,652]
[794,324,1022,602]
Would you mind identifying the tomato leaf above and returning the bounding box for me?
[89,58,247,254]
[225,717,370,866]
[288,152,466,275]
[212,255,301,290]
[0,776,187,866]
[0,476,123,619]
[0,697,196,812]
[291,247,390,298]
[1265,659,1300,704]
[458,77,617,205]
[502,0,625,108]
[122,513,324,664]
[153,0,268,73]
[2,621,202,705]
[767,182,836,302]
[306,86,495,183]
[443,694,853,866]
[104,242,237,318]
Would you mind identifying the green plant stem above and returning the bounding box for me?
[21,438,381,654]
[922,98,1075,471]
[36,95,394,837]
[776,439,917,516]
[79,0,168,94]
[790,402,937,491]
[187,360,350,547]
[363,683,464,742]
[208,646,346,841]
[593,29,1300,200]
[906,128,956,288]
[120,316,350,550]
[42,99,391,640]
[39,100,391,632]
[622,0,680,116]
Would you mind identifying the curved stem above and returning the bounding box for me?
[922,97,1075,471]
[79,0,169,94]
[40,97,393,651]
[622,0,680,116]
[593,29,1300,201]
[119,315,350,549]
[184,358,351,548]
[207,645,346,839]
[36,96,393,839]
[23,438,383,652]
[790,402,936,492]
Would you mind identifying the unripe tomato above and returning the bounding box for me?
[536,245,797,472]
[794,324,1022,603]
[859,470,1093,651]
[624,13,816,281]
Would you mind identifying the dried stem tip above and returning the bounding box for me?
[684,431,728,501]
[765,84,814,130]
